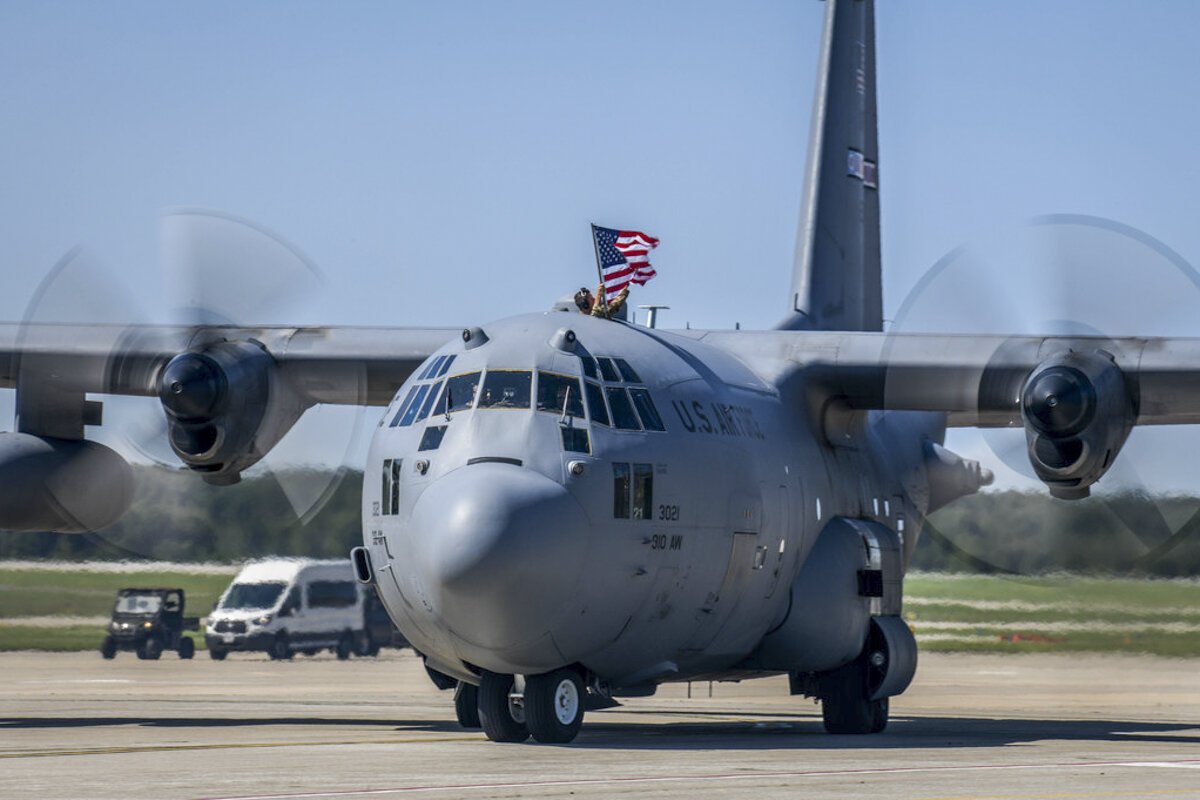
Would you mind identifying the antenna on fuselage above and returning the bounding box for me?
[639,305,670,329]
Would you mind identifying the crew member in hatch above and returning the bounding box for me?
[574,284,630,320]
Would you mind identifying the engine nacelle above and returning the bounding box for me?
[158,340,307,484]
[0,433,133,532]
[1021,349,1135,500]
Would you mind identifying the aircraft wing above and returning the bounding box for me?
[0,321,459,526]
[700,329,1200,499]
[699,330,1200,427]
[0,322,459,407]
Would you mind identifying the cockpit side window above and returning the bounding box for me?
[399,384,431,426]
[478,370,532,409]
[416,381,442,422]
[390,385,420,427]
[435,354,456,377]
[614,358,641,383]
[628,388,666,432]
[436,372,481,415]
[606,387,642,431]
[584,381,609,426]
[581,356,598,380]
[597,357,621,383]
[537,372,584,418]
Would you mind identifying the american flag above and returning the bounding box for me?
[591,225,659,301]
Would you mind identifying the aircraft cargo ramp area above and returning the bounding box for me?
[0,651,1196,800]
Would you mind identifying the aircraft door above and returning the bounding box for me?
[682,491,762,652]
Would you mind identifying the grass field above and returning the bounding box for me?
[905,573,1200,657]
[0,563,236,652]
[1,563,1197,656]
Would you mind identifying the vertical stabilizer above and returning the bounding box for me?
[778,0,882,332]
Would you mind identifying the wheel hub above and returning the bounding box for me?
[554,678,579,725]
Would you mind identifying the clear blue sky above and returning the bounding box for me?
[3,1,1200,490]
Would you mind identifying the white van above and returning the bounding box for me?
[205,559,367,661]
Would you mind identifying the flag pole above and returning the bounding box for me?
[589,223,610,316]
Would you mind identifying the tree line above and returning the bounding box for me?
[1,466,1198,576]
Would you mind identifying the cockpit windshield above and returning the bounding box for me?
[435,372,481,415]
[478,371,532,409]
[220,582,287,611]
[537,372,584,418]
[114,594,162,615]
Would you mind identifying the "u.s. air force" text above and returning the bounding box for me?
[670,400,765,440]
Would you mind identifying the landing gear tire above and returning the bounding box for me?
[335,633,353,661]
[821,661,888,734]
[209,647,227,661]
[269,634,292,661]
[178,637,195,660]
[100,636,117,660]
[477,672,529,743]
[454,682,481,729]
[525,668,586,744]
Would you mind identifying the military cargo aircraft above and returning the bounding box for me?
[2,0,1198,744]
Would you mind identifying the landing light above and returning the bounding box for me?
[568,460,586,476]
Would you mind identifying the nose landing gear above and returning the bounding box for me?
[477,672,530,742]
[524,668,585,743]
[475,668,588,744]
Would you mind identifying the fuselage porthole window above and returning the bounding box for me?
[606,386,642,431]
[614,358,641,383]
[597,357,621,383]
[628,388,665,432]
[537,371,584,418]
[632,463,653,519]
[585,381,610,426]
[381,458,402,516]
[399,384,431,426]
[478,370,532,409]
[613,462,631,519]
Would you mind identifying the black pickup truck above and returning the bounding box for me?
[101,588,199,660]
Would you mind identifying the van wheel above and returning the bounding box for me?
[209,647,227,661]
[269,634,292,661]
[178,637,195,660]
[454,682,481,729]
[100,636,117,660]
[336,633,353,661]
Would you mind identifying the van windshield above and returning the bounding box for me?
[221,582,286,611]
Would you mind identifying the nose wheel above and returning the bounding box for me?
[477,672,530,742]
[524,668,585,744]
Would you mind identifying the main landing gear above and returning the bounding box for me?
[471,668,588,744]
[820,657,889,734]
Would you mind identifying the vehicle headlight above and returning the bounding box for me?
[142,621,154,629]
[254,614,273,626]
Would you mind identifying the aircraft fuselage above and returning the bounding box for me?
[362,312,941,688]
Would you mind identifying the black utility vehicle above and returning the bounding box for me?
[101,588,199,660]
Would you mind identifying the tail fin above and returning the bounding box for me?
[778,0,882,332]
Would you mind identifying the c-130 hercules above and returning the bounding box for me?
[2,0,1198,743]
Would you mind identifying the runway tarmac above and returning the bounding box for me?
[0,650,1197,800]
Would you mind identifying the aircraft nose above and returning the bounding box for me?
[410,462,588,653]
